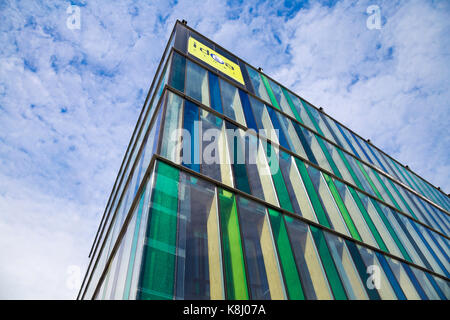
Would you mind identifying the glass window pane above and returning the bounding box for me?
[169,52,186,92]
[281,87,302,121]
[268,78,294,116]
[356,191,402,257]
[302,100,338,145]
[301,127,333,172]
[237,197,286,299]
[186,60,210,107]
[239,89,258,131]
[320,138,356,185]
[245,65,270,104]
[112,193,143,299]
[398,215,446,277]
[182,100,200,173]
[309,226,347,299]
[261,74,280,109]
[267,209,305,299]
[264,143,294,213]
[240,133,265,201]
[324,232,368,299]
[408,268,440,300]
[200,109,224,183]
[431,275,450,299]
[128,173,154,299]
[175,174,224,299]
[294,158,331,228]
[377,203,425,267]
[248,95,279,142]
[284,217,333,299]
[305,164,350,236]
[288,93,316,131]
[321,115,354,154]
[355,244,397,299]
[160,92,183,164]
[278,151,317,222]
[273,87,295,117]
[224,122,251,194]
[332,178,378,248]
[208,72,223,114]
[253,137,280,206]
[218,189,249,299]
[385,257,421,300]
[219,78,246,126]
[138,161,180,300]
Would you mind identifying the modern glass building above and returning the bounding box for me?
[77,21,450,300]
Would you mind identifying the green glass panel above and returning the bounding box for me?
[267,209,305,300]
[316,135,342,179]
[372,170,402,211]
[293,158,331,228]
[281,87,302,122]
[218,188,249,300]
[369,198,412,262]
[301,100,324,136]
[323,173,361,241]
[260,74,280,110]
[309,226,347,300]
[347,186,389,253]
[357,161,383,200]
[138,161,179,300]
[265,143,294,212]
[337,148,364,190]
[387,179,418,220]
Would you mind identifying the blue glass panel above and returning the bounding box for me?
[266,107,290,150]
[335,122,361,158]
[375,252,406,300]
[425,274,446,300]
[350,131,374,165]
[402,264,428,300]
[238,89,258,132]
[183,100,200,173]
[208,72,223,114]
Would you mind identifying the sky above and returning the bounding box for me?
[0,0,448,299]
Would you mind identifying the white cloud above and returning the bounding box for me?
[0,173,96,299]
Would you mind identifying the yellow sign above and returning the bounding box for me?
[188,37,245,85]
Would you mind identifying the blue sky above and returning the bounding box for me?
[0,0,448,299]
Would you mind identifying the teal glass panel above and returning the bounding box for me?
[169,52,186,92]
[138,161,180,300]
[186,60,210,106]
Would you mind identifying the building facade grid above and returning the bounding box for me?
[77,21,450,300]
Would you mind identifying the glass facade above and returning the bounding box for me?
[78,21,450,300]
